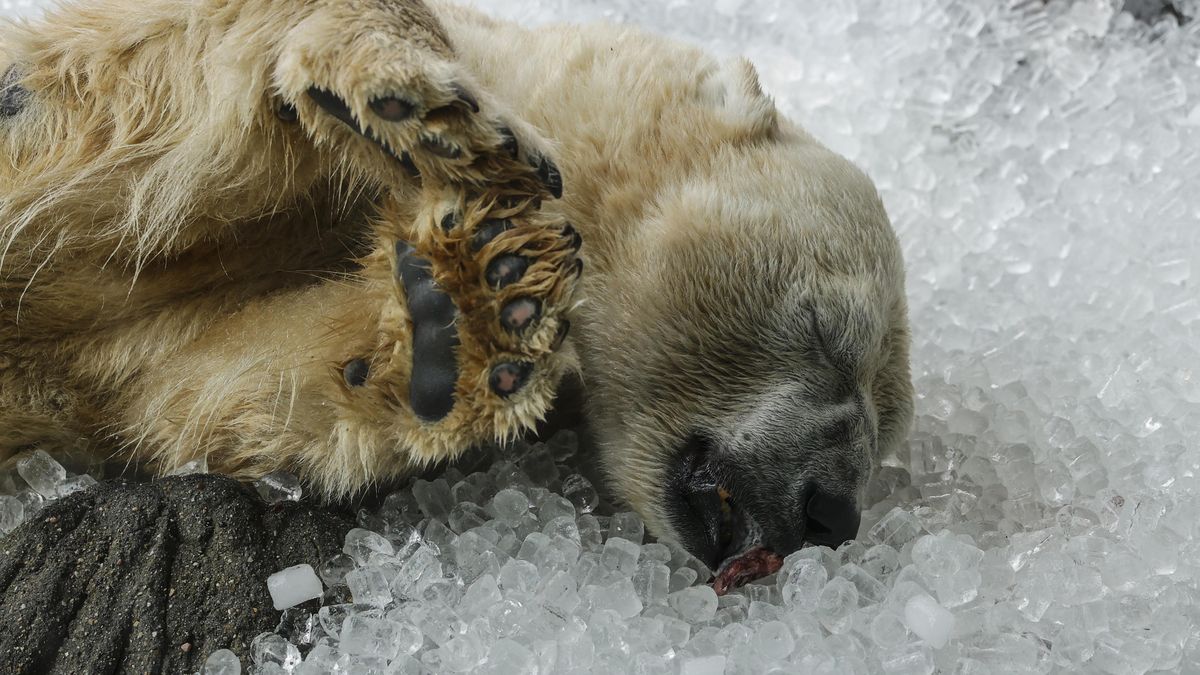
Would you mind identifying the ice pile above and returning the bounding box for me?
[3,0,1200,672]
[0,450,98,535]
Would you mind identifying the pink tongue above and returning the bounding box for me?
[711,546,784,596]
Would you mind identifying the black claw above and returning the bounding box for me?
[399,151,420,178]
[562,223,582,251]
[369,95,417,122]
[420,134,463,159]
[485,255,530,289]
[537,155,563,198]
[440,211,460,233]
[451,83,481,113]
[489,362,533,398]
[500,297,542,333]
[276,102,299,123]
[1,66,30,118]
[497,127,519,159]
[308,87,421,178]
[472,219,514,251]
[572,258,584,278]
[552,320,571,350]
[343,358,370,387]
[396,241,460,422]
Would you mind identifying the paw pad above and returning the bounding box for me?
[489,362,533,398]
[501,298,541,333]
[485,255,529,289]
[1,66,30,118]
[343,358,370,387]
[369,95,416,122]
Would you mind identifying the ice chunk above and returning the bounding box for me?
[608,511,645,544]
[479,638,536,675]
[345,566,393,608]
[203,648,241,675]
[680,654,726,675]
[340,614,405,660]
[267,564,323,610]
[815,576,858,634]
[0,495,24,534]
[561,474,599,514]
[16,450,66,498]
[343,528,394,565]
[250,632,301,670]
[903,594,954,648]
[412,478,455,521]
[751,620,794,661]
[491,488,531,524]
[867,507,924,548]
[668,586,718,622]
[778,555,828,606]
[168,457,208,476]
[253,471,301,503]
[317,553,355,588]
[601,535,641,576]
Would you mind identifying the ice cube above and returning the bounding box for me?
[340,614,405,660]
[250,632,301,670]
[668,586,718,623]
[0,495,24,534]
[608,512,645,544]
[253,471,302,503]
[751,620,795,661]
[203,648,241,675]
[601,535,642,576]
[491,488,531,524]
[561,474,599,514]
[266,564,323,610]
[903,594,954,649]
[16,450,66,498]
[345,567,393,608]
[680,654,726,675]
[168,457,208,476]
[343,528,394,565]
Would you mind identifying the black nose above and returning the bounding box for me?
[803,486,861,547]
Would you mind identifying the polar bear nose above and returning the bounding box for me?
[802,484,861,548]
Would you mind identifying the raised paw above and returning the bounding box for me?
[381,188,583,436]
[276,12,560,196]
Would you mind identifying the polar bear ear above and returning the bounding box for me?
[699,57,779,138]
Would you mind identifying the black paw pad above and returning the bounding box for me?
[369,95,417,122]
[535,155,563,199]
[441,211,460,233]
[472,219,513,251]
[1,66,30,118]
[485,255,529,289]
[451,83,480,113]
[489,362,533,398]
[343,358,370,387]
[500,297,541,333]
[397,241,459,422]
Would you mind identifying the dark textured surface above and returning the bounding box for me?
[0,474,352,674]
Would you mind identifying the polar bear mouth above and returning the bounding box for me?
[666,433,788,593]
[710,488,784,595]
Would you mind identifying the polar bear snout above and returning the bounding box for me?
[662,428,866,585]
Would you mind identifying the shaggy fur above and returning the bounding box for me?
[0,0,912,548]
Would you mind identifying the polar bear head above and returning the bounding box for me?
[571,57,913,576]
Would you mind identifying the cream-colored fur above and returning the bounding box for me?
[0,0,912,549]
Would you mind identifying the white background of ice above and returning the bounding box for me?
[3,0,1200,673]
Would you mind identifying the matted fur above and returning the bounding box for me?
[0,0,913,547]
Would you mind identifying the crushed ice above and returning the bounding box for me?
[1,0,1198,672]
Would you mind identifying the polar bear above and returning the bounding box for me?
[0,0,912,589]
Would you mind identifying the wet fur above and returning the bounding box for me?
[0,0,912,546]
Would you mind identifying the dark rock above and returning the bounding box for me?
[0,474,353,674]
